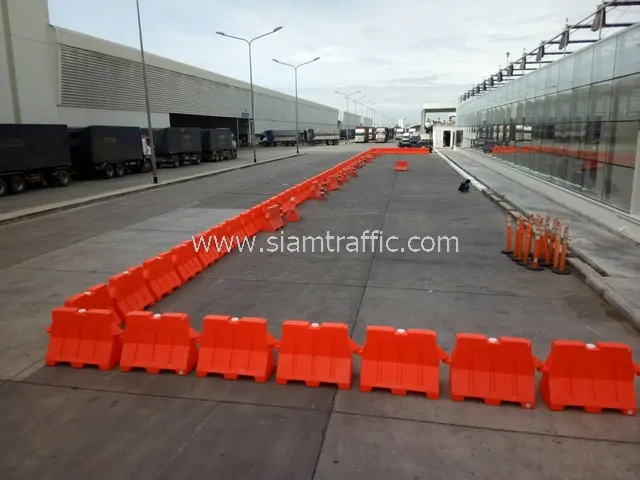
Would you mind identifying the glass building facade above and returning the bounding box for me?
[456,23,640,214]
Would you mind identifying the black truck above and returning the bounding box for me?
[0,124,72,197]
[153,127,202,167]
[69,125,152,179]
[201,128,237,161]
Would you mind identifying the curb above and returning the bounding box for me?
[437,150,640,333]
[0,152,306,225]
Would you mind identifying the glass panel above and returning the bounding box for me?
[603,163,633,212]
[525,98,535,123]
[611,73,640,122]
[613,25,640,78]
[591,35,617,83]
[526,71,537,99]
[538,122,556,180]
[516,100,525,124]
[536,67,547,97]
[608,121,638,168]
[570,85,590,123]
[564,123,584,192]
[556,89,572,122]
[573,47,594,88]
[544,93,557,122]
[550,123,568,187]
[558,55,575,92]
[518,75,527,100]
[546,62,560,94]
[588,81,613,120]
[533,96,545,123]
[581,161,606,202]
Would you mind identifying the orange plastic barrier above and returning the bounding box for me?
[108,266,155,321]
[238,211,258,238]
[193,229,220,267]
[327,175,340,191]
[447,334,542,408]
[284,196,300,222]
[171,241,204,283]
[394,160,408,171]
[276,321,361,389]
[196,315,279,381]
[45,307,123,370]
[64,283,115,313]
[359,326,448,398]
[341,169,349,183]
[540,340,640,415]
[120,311,200,375]
[142,252,182,302]
[264,204,285,232]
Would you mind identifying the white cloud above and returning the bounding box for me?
[47,0,640,124]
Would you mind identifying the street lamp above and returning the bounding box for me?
[335,89,360,143]
[272,57,320,154]
[135,0,158,184]
[216,26,283,163]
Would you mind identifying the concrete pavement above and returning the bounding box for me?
[1,146,639,479]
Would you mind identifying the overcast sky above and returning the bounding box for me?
[47,0,640,124]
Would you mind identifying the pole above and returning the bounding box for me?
[136,0,157,184]
[248,42,257,163]
[294,66,299,154]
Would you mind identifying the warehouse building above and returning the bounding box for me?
[456,20,640,216]
[1,0,341,145]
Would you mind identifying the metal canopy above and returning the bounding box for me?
[458,1,640,104]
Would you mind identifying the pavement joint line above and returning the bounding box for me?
[437,149,640,334]
[0,152,306,226]
[8,378,639,447]
[332,410,640,446]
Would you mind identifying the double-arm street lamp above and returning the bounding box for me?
[272,57,320,154]
[216,26,283,163]
[335,90,360,143]
[135,0,158,184]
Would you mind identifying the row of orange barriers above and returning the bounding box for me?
[55,149,380,326]
[45,310,640,415]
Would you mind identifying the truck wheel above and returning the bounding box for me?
[55,170,71,186]
[172,158,180,168]
[115,163,125,177]
[0,178,8,197]
[10,175,27,194]
[193,155,202,165]
[103,164,115,179]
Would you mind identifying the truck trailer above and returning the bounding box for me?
[69,126,152,179]
[153,127,202,167]
[305,128,340,145]
[201,128,237,161]
[0,123,72,196]
[260,130,298,146]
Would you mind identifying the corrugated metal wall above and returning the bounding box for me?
[59,44,338,131]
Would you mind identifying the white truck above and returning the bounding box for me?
[354,126,369,143]
[395,127,404,139]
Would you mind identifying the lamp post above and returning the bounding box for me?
[216,26,283,163]
[135,0,158,184]
[335,90,360,143]
[272,57,320,154]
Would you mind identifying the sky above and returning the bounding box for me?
[46,0,640,124]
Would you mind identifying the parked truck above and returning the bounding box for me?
[152,127,202,167]
[69,125,152,179]
[201,128,237,161]
[305,128,340,145]
[260,130,298,146]
[0,124,72,196]
[374,127,388,143]
[354,126,371,143]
